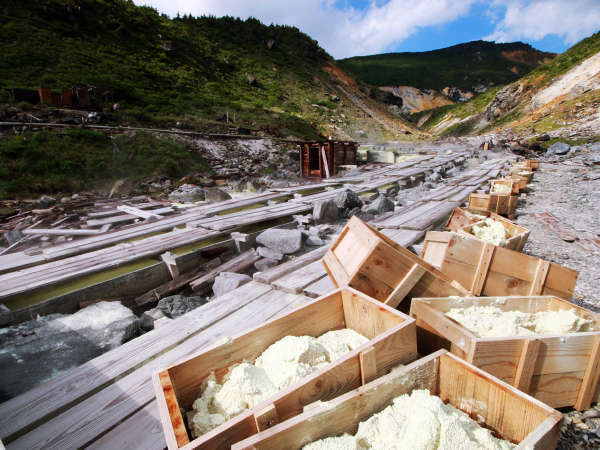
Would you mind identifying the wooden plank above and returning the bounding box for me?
[157,370,189,447]
[161,251,180,280]
[384,264,426,308]
[87,207,174,227]
[359,346,377,385]
[302,275,336,298]
[271,260,327,294]
[22,228,108,236]
[117,205,167,220]
[529,260,550,295]
[574,334,600,411]
[254,403,279,432]
[471,242,495,295]
[7,287,298,449]
[85,401,166,450]
[513,338,541,393]
[254,246,328,284]
[189,249,260,292]
[378,228,424,248]
[0,281,272,443]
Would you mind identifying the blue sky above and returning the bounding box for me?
[134,0,600,58]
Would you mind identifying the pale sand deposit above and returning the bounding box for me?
[187,329,368,437]
[303,389,515,450]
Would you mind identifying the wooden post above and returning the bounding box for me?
[321,145,330,179]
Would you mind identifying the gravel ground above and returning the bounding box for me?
[512,156,600,449]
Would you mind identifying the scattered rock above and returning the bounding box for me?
[0,303,12,326]
[4,229,23,245]
[254,257,279,271]
[198,177,216,187]
[204,187,232,202]
[60,196,71,204]
[364,195,395,216]
[256,228,303,254]
[37,195,56,207]
[0,301,139,401]
[168,184,205,203]
[335,189,362,210]
[257,246,284,261]
[212,272,252,297]
[246,73,257,86]
[305,235,324,246]
[139,308,166,331]
[546,142,571,156]
[313,199,340,224]
[156,295,206,318]
[246,180,263,193]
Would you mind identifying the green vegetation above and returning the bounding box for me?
[0,0,337,138]
[413,86,501,130]
[0,129,211,196]
[338,41,554,90]
[524,32,600,89]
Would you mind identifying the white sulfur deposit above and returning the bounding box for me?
[303,389,515,450]
[471,218,508,245]
[492,183,511,194]
[446,305,593,338]
[187,329,368,438]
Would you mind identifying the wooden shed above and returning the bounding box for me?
[299,140,358,178]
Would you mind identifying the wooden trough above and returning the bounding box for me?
[232,350,563,450]
[153,287,418,449]
[421,231,578,300]
[322,216,469,309]
[458,216,530,251]
[468,192,518,219]
[410,296,600,409]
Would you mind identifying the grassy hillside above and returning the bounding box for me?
[1,0,409,140]
[338,41,555,90]
[411,32,600,136]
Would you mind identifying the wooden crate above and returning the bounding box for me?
[444,206,503,231]
[410,296,600,409]
[468,192,518,218]
[527,159,540,171]
[509,175,528,191]
[510,167,534,183]
[232,350,562,450]
[153,287,418,449]
[491,178,519,195]
[322,216,469,309]
[421,231,578,300]
[458,217,530,251]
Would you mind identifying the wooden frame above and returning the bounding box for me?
[468,193,518,219]
[491,178,519,195]
[458,216,530,251]
[322,216,469,309]
[232,350,562,450]
[410,296,600,409]
[421,231,578,299]
[153,287,418,449]
[444,206,505,232]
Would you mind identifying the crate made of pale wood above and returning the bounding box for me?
[468,192,518,218]
[444,206,497,231]
[422,231,578,300]
[322,216,469,310]
[458,217,530,252]
[410,296,600,409]
[527,159,540,170]
[510,167,534,183]
[509,174,528,191]
[232,350,562,450]
[153,287,418,449]
[491,178,519,195]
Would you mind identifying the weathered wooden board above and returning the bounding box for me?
[271,260,327,294]
[253,246,329,284]
[302,275,336,298]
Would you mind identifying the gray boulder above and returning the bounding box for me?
[168,184,205,202]
[313,199,340,224]
[213,272,252,297]
[258,246,284,261]
[140,308,166,331]
[4,229,23,246]
[0,301,139,401]
[204,187,232,202]
[0,303,12,326]
[256,228,303,254]
[157,295,206,318]
[37,195,56,207]
[335,189,362,210]
[364,196,395,216]
[255,257,279,271]
[305,235,324,246]
[546,142,570,156]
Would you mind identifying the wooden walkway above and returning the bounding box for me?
[0,151,515,449]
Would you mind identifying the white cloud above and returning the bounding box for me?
[134,0,477,58]
[486,0,600,46]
